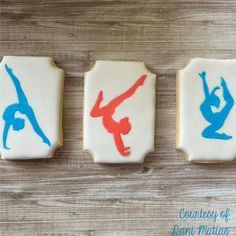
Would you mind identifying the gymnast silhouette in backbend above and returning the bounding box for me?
[199,71,234,140]
[2,64,51,150]
[90,74,147,156]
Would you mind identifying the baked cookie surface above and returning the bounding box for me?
[0,56,64,159]
[84,60,156,163]
[177,58,236,162]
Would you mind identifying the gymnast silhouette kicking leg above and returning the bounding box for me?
[2,64,51,149]
[90,74,147,155]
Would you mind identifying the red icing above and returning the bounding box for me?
[90,74,147,156]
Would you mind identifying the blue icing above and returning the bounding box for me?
[2,64,51,150]
[199,71,234,140]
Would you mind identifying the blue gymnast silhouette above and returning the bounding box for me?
[2,64,51,150]
[199,71,234,140]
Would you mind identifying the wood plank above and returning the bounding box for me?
[0,0,236,235]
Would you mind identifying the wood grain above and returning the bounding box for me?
[0,0,236,235]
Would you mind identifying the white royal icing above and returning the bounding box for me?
[0,56,64,159]
[177,58,236,162]
[84,60,156,163]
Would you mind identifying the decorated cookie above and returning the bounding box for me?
[177,58,236,162]
[84,60,156,163]
[0,56,64,159]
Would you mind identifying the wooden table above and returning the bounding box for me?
[0,0,235,235]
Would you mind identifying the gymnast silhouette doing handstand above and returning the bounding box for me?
[90,74,147,156]
[2,64,51,150]
[199,71,234,140]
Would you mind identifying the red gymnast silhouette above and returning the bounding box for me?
[90,74,147,156]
